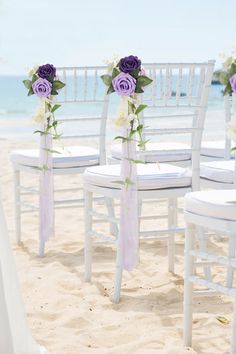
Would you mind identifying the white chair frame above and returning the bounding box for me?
[11,66,115,255]
[184,208,236,354]
[83,61,215,302]
[200,94,234,161]
[200,93,236,190]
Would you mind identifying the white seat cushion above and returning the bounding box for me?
[201,140,232,158]
[185,190,236,221]
[10,146,99,169]
[200,160,235,184]
[83,163,191,190]
[110,142,191,162]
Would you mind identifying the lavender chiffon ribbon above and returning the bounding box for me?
[120,128,139,271]
[39,122,54,242]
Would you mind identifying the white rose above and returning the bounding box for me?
[27,65,39,77]
[227,119,236,141]
[33,101,46,123]
[104,54,119,73]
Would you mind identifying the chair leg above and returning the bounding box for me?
[168,198,177,273]
[230,297,236,354]
[105,197,118,237]
[138,200,142,233]
[14,169,21,245]
[84,189,93,282]
[39,240,45,257]
[227,235,236,288]
[52,182,55,238]
[196,226,212,281]
[113,236,123,304]
[183,222,195,348]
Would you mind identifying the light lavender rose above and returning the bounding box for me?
[32,78,52,97]
[112,73,136,96]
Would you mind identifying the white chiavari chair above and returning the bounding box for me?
[184,189,236,354]
[10,66,115,255]
[83,61,215,302]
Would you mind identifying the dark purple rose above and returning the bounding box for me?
[112,73,136,96]
[119,55,141,74]
[32,78,52,97]
[230,73,236,93]
[37,64,56,80]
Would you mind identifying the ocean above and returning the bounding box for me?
[0,76,225,141]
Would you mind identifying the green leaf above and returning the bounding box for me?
[51,89,58,95]
[27,87,34,96]
[53,80,66,90]
[113,180,126,185]
[107,84,115,94]
[137,75,153,87]
[31,73,38,83]
[124,177,134,187]
[33,130,47,135]
[126,158,145,164]
[138,139,149,148]
[128,101,136,112]
[219,71,230,86]
[131,69,140,79]
[229,63,236,76]
[129,129,136,138]
[113,178,134,189]
[114,136,131,143]
[135,86,144,94]
[41,164,49,172]
[53,133,63,140]
[135,104,147,115]
[111,67,120,79]
[23,80,32,90]
[223,82,232,96]
[51,104,61,114]
[101,74,112,86]
[231,147,236,152]
[43,148,61,154]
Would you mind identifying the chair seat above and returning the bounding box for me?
[200,160,235,184]
[10,146,99,169]
[185,190,236,221]
[201,140,232,158]
[110,142,191,162]
[83,163,191,190]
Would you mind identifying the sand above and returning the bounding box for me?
[0,137,233,354]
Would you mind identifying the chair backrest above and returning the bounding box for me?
[56,66,109,164]
[140,61,215,190]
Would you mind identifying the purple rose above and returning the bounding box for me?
[119,55,141,74]
[112,73,136,96]
[230,74,236,93]
[32,78,52,97]
[37,64,56,80]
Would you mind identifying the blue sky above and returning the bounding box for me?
[0,0,235,74]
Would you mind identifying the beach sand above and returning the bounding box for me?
[0,137,233,354]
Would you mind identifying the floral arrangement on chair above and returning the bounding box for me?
[22,64,66,245]
[23,64,65,149]
[101,55,152,187]
[101,55,153,271]
[218,53,236,153]
[216,52,236,95]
